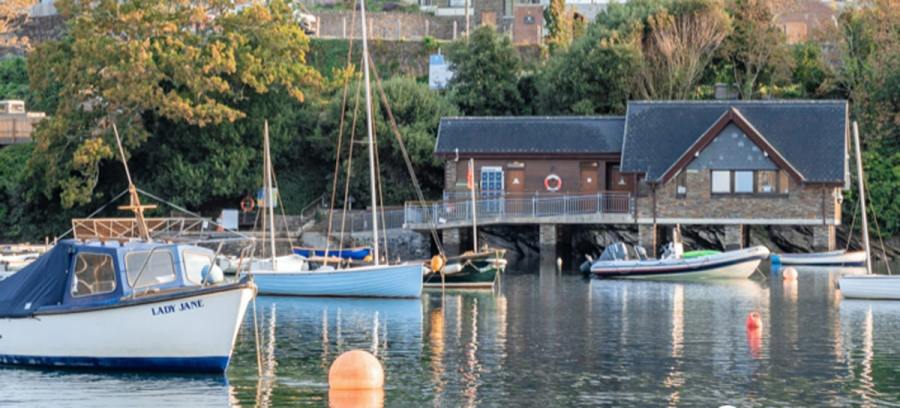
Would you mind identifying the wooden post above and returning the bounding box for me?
[453,21,457,40]
[343,16,347,38]
[425,19,430,37]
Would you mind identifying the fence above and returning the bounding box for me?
[405,192,633,227]
[325,207,406,233]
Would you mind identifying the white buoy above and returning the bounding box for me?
[556,257,563,271]
[782,267,798,281]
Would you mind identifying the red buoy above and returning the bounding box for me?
[746,311,762,330]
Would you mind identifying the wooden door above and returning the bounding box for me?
[580,163,599,194]
[505,168,526,215]
[606,164,632,192]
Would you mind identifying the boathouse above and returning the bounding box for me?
[405,100,849,255]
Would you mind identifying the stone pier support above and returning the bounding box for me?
[638,224,657,257]
[442,228,460,256]
[723,225,745,250]
[812,225,836,252]
[539,224,557,261]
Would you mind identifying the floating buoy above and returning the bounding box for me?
[329,389,385,408]
[746,311,762,330]
[556,257,563,271]
[782,267,798,281]
[329,350,384,390]
[430,255,445,273]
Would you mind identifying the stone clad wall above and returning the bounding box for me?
[637,169,840,224]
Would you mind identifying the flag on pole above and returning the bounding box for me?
[466,158,475,191]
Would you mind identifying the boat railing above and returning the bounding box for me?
[404,192,633,227]
[324,206,407,233]
[71,217,213,241]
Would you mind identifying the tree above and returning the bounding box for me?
[313,77,458,206]
[26,0,322,210]
[545,0,574,53]
[720,0,792,99]
[446,26,523,116]
[0,57,29,101]
[0,0,35,47]
[634,0,732,99]
[791,42,833,98]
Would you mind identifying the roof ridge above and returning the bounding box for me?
[627,99,847,105]
[440,115,626,120]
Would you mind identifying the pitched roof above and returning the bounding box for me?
[434,116,625,156]
[620,100,848,184]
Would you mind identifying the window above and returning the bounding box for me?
[778,171,790,194]
[734,171,754,193]
[126,250,176,289]
[675,171,687,198]
[72,253,117,297]
[711,170,731,194]
[183,251,213,285]
[757,170,777,193]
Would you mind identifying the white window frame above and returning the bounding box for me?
[125,250,177,289]
[71,252,118,298]
[734,171,754,193]
[711,170,731,194]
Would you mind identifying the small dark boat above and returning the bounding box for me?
[423,249,507,289]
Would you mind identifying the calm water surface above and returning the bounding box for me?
[2,262,900,406]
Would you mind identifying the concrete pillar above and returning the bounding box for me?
[442,228,460,256]
[638,224,657,257]
[723,225,745,250]
[539,224,557,261]
[812,225,836,252]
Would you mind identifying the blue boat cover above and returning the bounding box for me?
[0,240,75,317]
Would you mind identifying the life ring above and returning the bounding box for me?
[240,195,255,213]
[544,174,562,192]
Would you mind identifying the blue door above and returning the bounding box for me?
[480,167,504,215]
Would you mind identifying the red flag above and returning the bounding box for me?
[466,159,475,190]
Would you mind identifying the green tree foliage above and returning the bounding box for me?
[0,57,29,101]
[312,77,458,206]
[719,0,791,99]
[446,26,523,116]
[0,144,35,240]
[545,0,574,53]
[790,42,833,98]
[26,0,321,210]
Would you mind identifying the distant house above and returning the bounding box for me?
[422,99,848,253]
[0,100,46,146]
[775,0,837,44]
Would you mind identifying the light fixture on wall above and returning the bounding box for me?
[618,176,626,186]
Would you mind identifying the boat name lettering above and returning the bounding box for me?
[151,299,204,316]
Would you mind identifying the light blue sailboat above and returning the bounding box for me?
[246,10,424,298]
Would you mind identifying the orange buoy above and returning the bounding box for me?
[329,389,385,408]
[782,267,798,281]
[430,255,445,273]
[329,350,384,390]
[746,311,762,330]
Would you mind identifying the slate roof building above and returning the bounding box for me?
[408,99,849,255]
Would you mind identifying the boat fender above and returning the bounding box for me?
[746,312,762,330]
[203,264,226,284]
[430,255,445,273]
[544,174,562,192]
[782,267,798,281]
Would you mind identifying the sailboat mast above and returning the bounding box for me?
[852,122,872,275]
[470,158,478,252]
[360,0,380,266]
[264,120,277,268]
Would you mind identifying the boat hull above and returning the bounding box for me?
[591,246,769,280]
[424,267,498,289]
[252,263,424,298]
[773,250,867,267]
[839,275,900,300]
[0,284,255,373]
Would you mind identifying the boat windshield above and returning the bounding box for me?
[72,252,118,297]
[125,250,177,289]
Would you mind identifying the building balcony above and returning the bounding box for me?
[404,191,634,230]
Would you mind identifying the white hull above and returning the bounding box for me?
[0,285,255,372]
[591,246,770,280]
[839,275,900,300]
[774,250,867,267]
[251,263,424,298]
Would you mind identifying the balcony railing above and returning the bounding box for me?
[404,192,633,227]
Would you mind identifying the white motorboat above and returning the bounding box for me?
[839,275,900,300]
[0,240,255,372]
[591,243,770,280]
[772,250,867,267]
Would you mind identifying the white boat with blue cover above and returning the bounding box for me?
[591,243,769,280]
[250,260,423,298]
[0,240,256,373]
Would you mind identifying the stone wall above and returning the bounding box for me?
[315,11,464,40]
[638,169,840,225]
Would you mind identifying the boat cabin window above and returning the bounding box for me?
[72,253,117,297]
[125,251,177,289]
[183,251,213,284]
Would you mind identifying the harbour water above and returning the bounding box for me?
[1,262,900,406]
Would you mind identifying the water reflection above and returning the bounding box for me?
[6,263,900,406]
